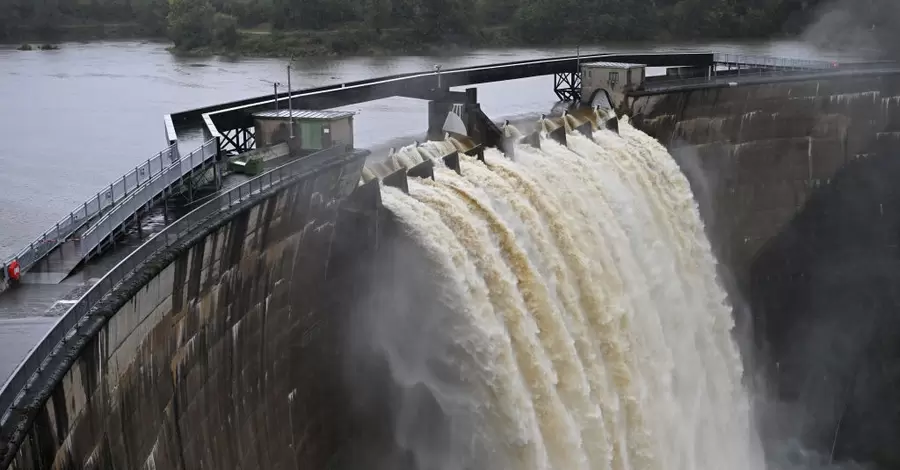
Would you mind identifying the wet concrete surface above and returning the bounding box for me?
[0,206,179,386]
[0,283,81,384]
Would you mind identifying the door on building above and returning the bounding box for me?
[300,121,323,150]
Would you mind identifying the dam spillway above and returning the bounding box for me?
[356,118,763,469]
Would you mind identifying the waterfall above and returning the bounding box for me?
[363,115,765,470]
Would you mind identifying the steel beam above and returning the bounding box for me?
[554,72,582,102]
[172,53,717,133]
[396,89,470,102]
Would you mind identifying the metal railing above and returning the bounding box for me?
[712,53,836,71]
[645,69,810,89]
[163,114,178,147]
[0,144,352,467]
[203,113,226,153]
[78,139,219,261]
[1,144,180,281]
[642,55,853,90]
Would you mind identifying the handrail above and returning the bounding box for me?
[1,143,180,282]
[163,114,178,147]
[643,62,896,91]
[712,52,836,70]
[0,144,353,468]
[78,138,219,261]
[645,68,818,89]
[203,113,224,148]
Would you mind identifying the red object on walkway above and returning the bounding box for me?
[7,260,20,282]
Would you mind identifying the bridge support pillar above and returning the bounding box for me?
[427,99,454,141]
[427,88,479,141]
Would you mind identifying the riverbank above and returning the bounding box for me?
[2,22,160,44]
[173,26,540,58]
[5,26,575,58]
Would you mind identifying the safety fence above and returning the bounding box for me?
[0,144,352,467]
[1,144,180,283]
[713,52,838,71]
[77,138,219,262]
[642,54,865,90]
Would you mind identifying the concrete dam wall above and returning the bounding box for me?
[629,73,900,467]
[0,150,400,469]
[629,74,900,287]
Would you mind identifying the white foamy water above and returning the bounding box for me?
[374,116,764,470]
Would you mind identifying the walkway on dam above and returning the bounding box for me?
[0,139,219,292]
[638,63,900,95]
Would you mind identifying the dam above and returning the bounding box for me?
[2,50,900,469]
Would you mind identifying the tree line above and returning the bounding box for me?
[1,0,896,55]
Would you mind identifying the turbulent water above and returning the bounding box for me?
[360,115,765,470]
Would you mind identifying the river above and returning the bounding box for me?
[0,38,841,383]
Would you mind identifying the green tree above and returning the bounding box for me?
[269,0,292,29]
[167,0,215,49]
[32,0,62,36]
[476,0,518,26]
[135,0,170,36]
[414,0,476,39]
[513,0,575,43]
[367,0,392,34]
[213,12,239,48]
[0,0,20,39]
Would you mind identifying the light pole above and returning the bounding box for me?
[434,64,442,90]
[273,82,280,113]
[576,45,580,73]
[260,79,282,113]
[287,61,294,139]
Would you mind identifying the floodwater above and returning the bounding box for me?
[0,38,841,383]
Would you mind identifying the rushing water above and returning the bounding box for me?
[360,113,765,469]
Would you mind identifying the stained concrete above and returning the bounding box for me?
[629,74,900,285]
[749,152,900,467]
[630,73,900,468]
[0,151,379,469]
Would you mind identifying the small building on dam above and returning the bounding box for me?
[4,52,900,469]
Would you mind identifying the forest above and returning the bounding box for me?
[1,0,898,56]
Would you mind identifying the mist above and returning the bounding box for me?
[801,0,900,59]
[341,210,498,470]
[672,138,880,470]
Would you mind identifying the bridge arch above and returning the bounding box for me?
[587,88,614,110]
